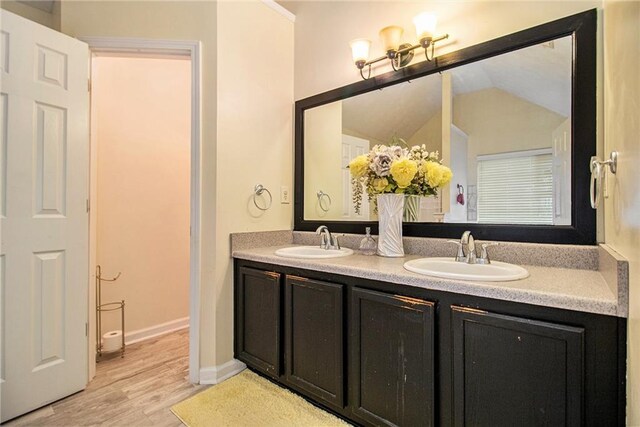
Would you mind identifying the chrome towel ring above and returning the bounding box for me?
[590,151,618,209]
[317,190,332,212]
[253,184,273,211]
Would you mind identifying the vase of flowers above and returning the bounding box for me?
[348,139,452,257]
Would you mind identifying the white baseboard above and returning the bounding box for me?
[199,359,246,385]
[124,316,190,346]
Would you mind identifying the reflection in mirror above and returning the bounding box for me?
[304,36,572,226]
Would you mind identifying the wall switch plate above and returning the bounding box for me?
[280,186,291,204]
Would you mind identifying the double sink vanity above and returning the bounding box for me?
[276,228,530,282]
[233,9,626,427]
[232,229,627,426]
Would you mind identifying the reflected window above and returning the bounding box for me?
[476,149,553,225]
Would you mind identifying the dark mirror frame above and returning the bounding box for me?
[294,9,596,245]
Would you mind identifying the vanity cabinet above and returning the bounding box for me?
[284,276,344,410]
[350,288,435,426]
[450,306,584,427]
[234,259,625,427]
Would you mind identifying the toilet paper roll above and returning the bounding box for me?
[102,330,123,352]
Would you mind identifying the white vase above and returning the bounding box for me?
[403,195,421,222]
[377,193,405,257]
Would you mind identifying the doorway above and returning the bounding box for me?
[85,38,201,383]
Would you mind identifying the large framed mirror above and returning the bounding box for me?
[294,9,596,244]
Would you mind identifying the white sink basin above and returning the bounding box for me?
[404,257,529,282]
[275,246,354,259]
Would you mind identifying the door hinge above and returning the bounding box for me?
[88,78,91,92]
[86,199,90,213]
[85,322,89,337]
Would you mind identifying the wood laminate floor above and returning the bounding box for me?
[6,329,206,426]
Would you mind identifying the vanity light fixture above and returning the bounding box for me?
[350,12,449,80]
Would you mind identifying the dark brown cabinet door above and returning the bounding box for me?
[350,287,435,427]
[451,306,585,427]
[234,267,282,379]
[285,276,344,410]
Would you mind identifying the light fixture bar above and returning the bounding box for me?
[350,12,450,80]
[355,33,449,70]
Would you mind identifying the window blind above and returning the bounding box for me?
[477,149,553,225]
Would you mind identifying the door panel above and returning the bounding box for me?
[0,10,89,422]
[235,267,282,379]
[285,276,343,410]
[451,306,584,427]
[350,287,435,426]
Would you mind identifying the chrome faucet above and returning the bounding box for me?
[316,225,340,250]
[448,231,499,264]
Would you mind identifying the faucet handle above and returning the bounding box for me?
[331,235,341,250]
[447,240,466,262]
[479,242,499,264]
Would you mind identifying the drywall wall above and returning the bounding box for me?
[407,111,442,152]
[91,56,191,334]
[453,87,565,184]
[304,101,344,220]
[602,1,640,423]
[291,1,601,100]
[61,0,220,368]
[215,0,294,364]
[62,0,294,375]
[0,0,60,30]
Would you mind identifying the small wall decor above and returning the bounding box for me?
[456,184,465,205]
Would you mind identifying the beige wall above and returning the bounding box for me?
[63,0,293,369]
[359,86,566,185]
[343,128,383,148]
[453,87,565,184]
[61,0,221,368]
[304,101,344,220]
[408,111,442,153]
[215,1,293,364]
[603,1,640,424]
[292,1,601,100]
[0,0,60,30]
[92,56,191,333]
[62,0,293,373]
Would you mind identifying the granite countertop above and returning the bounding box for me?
[232,238,627,318]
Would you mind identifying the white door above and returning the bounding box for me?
[341,134,370,220]
[444,125,468,223]
[552,118,571,225]
[1,11,89,422]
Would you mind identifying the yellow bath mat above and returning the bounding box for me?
[171,370,350,427]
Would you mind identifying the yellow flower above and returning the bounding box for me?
[440,166,453,186]
[372,177,388,193]
[423,161,453,187]
[348,155,369,178]
[390,158,418,188]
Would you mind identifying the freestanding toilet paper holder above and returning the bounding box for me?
[96,265,125,359]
